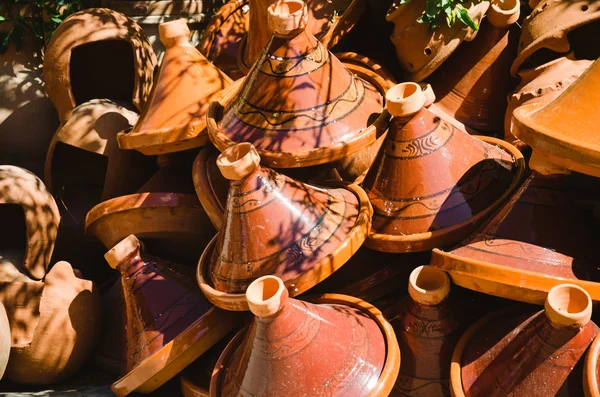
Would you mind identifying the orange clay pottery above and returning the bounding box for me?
[5,261,101,385]
[197,143,372,311]
[386,0,490,82]
[427,0,519,133]
[117,19,233,156]
[43,8,156,122]
[511,0,600,76]
[451,284,599,396]
[383,266,465,396]
[0,166,60,280]
[198,0,366,78]
[513,58,600,178]
[106,235,241,397]
[0,302,10,380]
[585,331,600,397]
[362,82,525,253]
[210,275,400,396]
[206,0,386,168]
[431,173,600,304]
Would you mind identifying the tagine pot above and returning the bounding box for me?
[105,235,241,397]
[585,331,600,397]
[197,142,372,311]
[117,19,233,155]
[5,261,101,385]
[386,0,489,82]
[210,275,399,396]
[362,82,525,253]
[427,0,519,133]
[451,284,599,396]
[206,0,387,168]
[43,8,157,122]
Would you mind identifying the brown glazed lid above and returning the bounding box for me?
[117,19,233,156]
[513,59,600,178]
[210,275,399,397]
[451,284,599,396]
[431,173,600,304]
[105,235,241,397]
[207,0,385,168]
[362,82,525,253]
[196,143,372,311]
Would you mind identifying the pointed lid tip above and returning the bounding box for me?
[217,143,261,181]
[386,82,431,118]
[159,19,191,47]
[408,266,451,305]
[268,0,308,36]
[104,234,140,270]
[545,284,592,329]
[246,275,289,318]
[488,0,520,28]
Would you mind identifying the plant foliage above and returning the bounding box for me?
[400,0,479,30]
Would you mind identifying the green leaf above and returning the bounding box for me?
[0,16,6,21]
[51,16,62,23]
[456,7,479,30]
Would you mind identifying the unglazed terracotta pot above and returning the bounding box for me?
[207,0,386,168]
[427,0,519,133]
[197,143,372,311]
[198,0,366,78]
[513,58,600,178]
[0,166,60,280]
[585,332,600,397]
[511,0,600,76]
[505,54,592,147]
[386,0,489,82]
[43,8,157,122]
[451,284,599,396]
[5,261,101,385]
[362,82,525,253]
[117,19,233,155]
[431,173,600,304]
[0,302,10,380]
[383,266,464,396]
[210,275,400,396]
[105,235,241,397]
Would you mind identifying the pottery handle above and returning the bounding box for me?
[487,0,520,28]
[246,276,289,318]
[267,0,308,37]
[159,19,192,47]
[216,143,261,181]
[386,82,427,118]
[544,284,592,329]
[408,266,451,305]
[104,235,142,270]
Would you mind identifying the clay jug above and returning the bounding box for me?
[452,284,599,396]
[196,143,372,311]
[210,275,399,396]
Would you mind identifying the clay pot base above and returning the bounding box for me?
[196,183,372,311]
[585,333,600,397]
[364,136,526,253]
[210,293,400,397]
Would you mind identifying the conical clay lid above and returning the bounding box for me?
[118,19,233,155]
[513,58,600,177]
[207,0,384,168]
[363,83,524,253]
[211,276,393,397]
[197,143,371,311]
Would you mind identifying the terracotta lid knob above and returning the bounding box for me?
[217,143,261,181]
[487,0,520,28]
[408,266,451,305]
[159,19,192,47]
[104,234,141,270]
[544,284,592,329]
[386,82,428,118]
[267,0,308,37]
[246,275,289,318]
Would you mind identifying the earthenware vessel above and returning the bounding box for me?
[95,277,126,374]
[43,8,157,122]
[427,0,519,133]
[585,332,600,397]
[451,284,599,396]
[0,302,10,380]
[0,166,60,280]
[210,275,399,396]
[505,54,592,146]
[362,82,525,253]
[106,235,241,396]
[117,19,233,155]
[5,261,101,385]
[386,0,489,82]
[383,266,464,396]
[207,0,386,168]
[197,143,372,311]
[513,58,600,177]
[431,173,600,304]
[511,0,600,76]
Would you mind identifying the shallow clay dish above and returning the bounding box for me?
[210,275,399,396]
[585,332,600,397]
